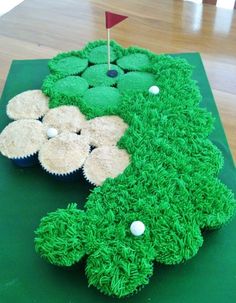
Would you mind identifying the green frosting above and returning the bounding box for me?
[35,204,86,266]
[117,53,151,71]
[118,72,156,93]
[88,45,117,64]
[42,75,88,107]
[82,64,124,87]
[36,40,236,298]
[54,76,88,96]
[82,87,121,117]
[49,56,88,76]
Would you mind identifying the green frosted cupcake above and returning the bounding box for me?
[117,72,156,93]
[83,87,121,117]
[43,75,89,97]
[49,55,88,76]
[35,204,86,267]
[117,53,151,71]
[88,45,117,64]
[82,64,124,87]
[53,76,88,97]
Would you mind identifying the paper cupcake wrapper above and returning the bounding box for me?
[39,163,82,182]
[82,165,98,187]
[11,152,39,168]
[38,155,88,182]
[52,170,82,182]
[38,138,91,180]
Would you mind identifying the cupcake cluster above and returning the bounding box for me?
[33,40,236,299]
[0,90,130,185]
[42,42,160,120]
[81,116,129,186]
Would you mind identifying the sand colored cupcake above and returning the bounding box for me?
[43,105,86,134]
[7,90,49,120]
[39,132,90,177]
[83,146,130,186]
[81,116,128,147]
[0,119,47,166]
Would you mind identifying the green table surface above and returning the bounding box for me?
[0,54,235,303]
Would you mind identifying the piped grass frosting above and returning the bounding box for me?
[35,40,236,298]
[86,241,154,297]
[38,132,90,176]
[82,64,124,87]
[7,90,49,120]
[81,115,128,147]
[35,203,86,267]
[83,146,130,186]
[43,105,86,133]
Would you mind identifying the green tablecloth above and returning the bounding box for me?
[0,54,235,303]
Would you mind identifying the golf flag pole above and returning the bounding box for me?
[105,11,128,76]
[107,27,111,71]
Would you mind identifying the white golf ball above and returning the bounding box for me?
[149,85,160,95]
[47,127,58,138]
[130,221,145,236]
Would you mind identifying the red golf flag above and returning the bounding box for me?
[105,11,128,29]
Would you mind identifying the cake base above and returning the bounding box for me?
[0,56,235,303]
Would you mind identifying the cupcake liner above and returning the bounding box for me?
[38,132,91,181]
[39,162,82,182]
[51,170,81,182]
[39,149,91,182]
[11,152,39,168]
[82,146,130,187]
[82,165,97,187]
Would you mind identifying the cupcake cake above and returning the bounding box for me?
[39,132,90,179]
[32,40,236,299]
[7,90,49,120]
[81,116,128,147]
[83,146,130,186]
[43,105,86,134]
[0,119,47,167]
